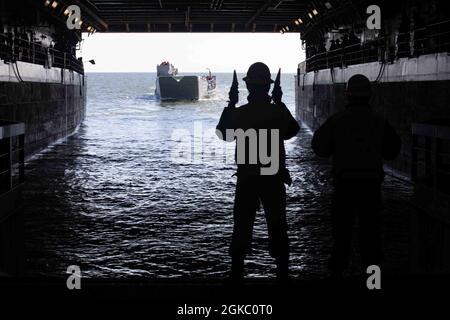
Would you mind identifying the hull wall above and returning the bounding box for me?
[0,80,86,158]
[295,53,450,177]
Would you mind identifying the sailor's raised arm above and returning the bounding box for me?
[216,70,239,141]
[270,69,299,140]
[216,107,235,141]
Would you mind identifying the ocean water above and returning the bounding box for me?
[22,72,412,279]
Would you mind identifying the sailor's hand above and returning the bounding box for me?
[272,86,283,104]
[228,90,239,107]
[271,68,282,104]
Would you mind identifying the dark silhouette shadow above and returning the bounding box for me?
[216,62,299,280]
[312,74,402,278]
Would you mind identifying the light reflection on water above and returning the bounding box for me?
[23,73,411,279]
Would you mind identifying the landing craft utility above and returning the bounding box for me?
[155,61,216,101]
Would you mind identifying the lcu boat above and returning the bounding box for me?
[155,61,216,101]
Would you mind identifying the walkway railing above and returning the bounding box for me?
[0,33,84,75]
[305,19,450,73]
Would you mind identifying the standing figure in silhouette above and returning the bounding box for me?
[216,63,299,280]
[312,74,401,278]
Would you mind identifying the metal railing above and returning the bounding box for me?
[0,33,84,75]
[305,19,450,73]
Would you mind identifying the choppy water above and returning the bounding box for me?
[23,72,413,279]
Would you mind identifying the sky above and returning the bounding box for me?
[80,33,304,73]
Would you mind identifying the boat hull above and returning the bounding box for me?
[156,76,200,100]
[155,75,216,101]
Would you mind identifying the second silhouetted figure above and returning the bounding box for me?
[312,74,401,278]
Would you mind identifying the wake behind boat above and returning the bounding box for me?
[155,61,216,101]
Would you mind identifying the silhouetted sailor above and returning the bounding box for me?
[216,63,299,280]
[311,74,401,278]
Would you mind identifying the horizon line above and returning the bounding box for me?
[84,70,297,74]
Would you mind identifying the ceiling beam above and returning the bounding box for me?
[185,6,190,28]
[81,0,308,33]
[70,0,108,31]
[245,0,274,29]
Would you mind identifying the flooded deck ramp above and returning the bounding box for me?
[21,73,412,279]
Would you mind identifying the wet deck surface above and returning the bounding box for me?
[21,125,415,279]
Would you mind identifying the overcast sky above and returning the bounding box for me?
[80,33,304,73]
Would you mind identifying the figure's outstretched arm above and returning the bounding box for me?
[272,68,282,105]
[216,70,238,141]
[271,68,299,140]
[228,70,239,108]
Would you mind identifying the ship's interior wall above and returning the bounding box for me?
[0,81,86,159]
[296,78,450,176]
[297,0,450,178]
[0,0,82,73]
[303,0,449,72]
[0,1,86,158]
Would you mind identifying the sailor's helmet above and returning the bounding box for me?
[243,62,274,85]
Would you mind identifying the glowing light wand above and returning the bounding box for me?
[227,70,239,108]
[271,68,282,104]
